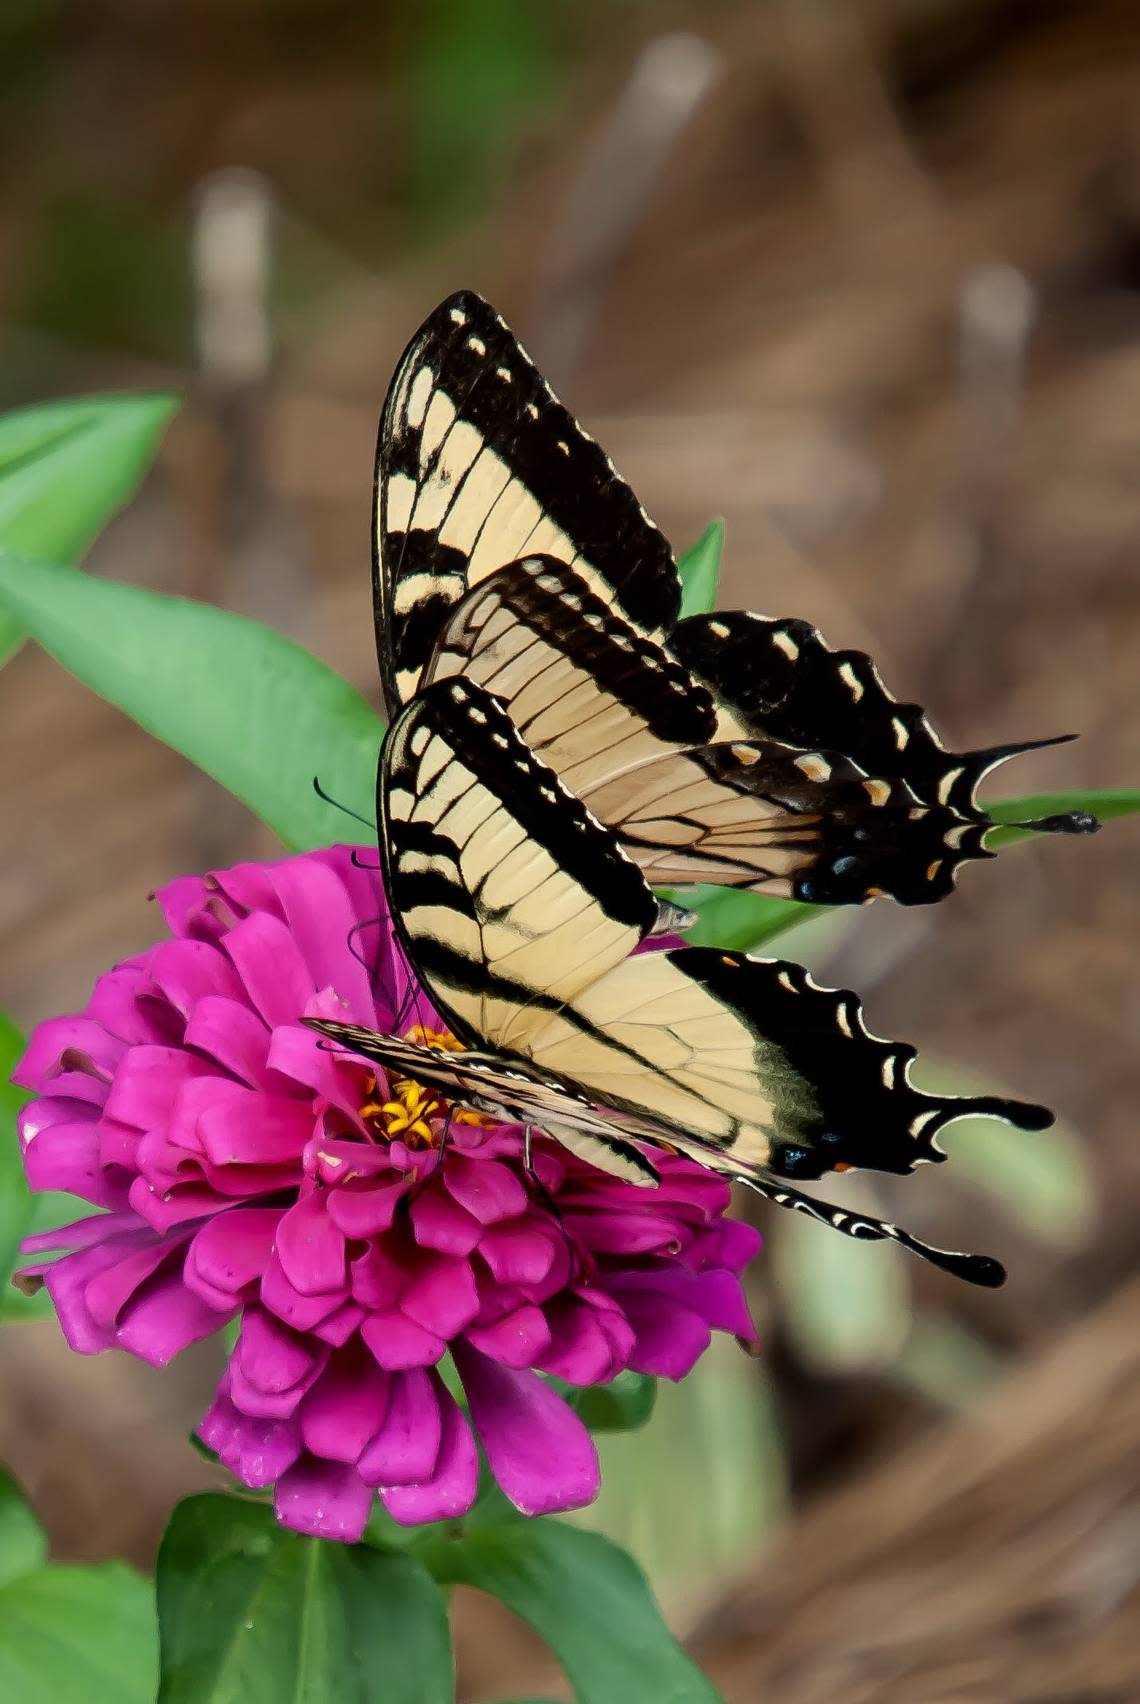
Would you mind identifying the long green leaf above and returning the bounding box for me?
[0,395,177,666]
[676,520,724,620]
[0,555,380,851]
[0,1472,46,1588]
[0,1561,157,1704]
[423,1518,722,1704]
[986,789,1140,849]
[157,1494,452,1704]
[0,1014,31,1298]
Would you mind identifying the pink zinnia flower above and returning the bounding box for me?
[12,846,759,1543]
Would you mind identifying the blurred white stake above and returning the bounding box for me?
[193,167,274,388]
[532,32,722,386]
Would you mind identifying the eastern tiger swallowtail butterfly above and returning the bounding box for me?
[372,289,1096,908]
[307,676,1054,1287]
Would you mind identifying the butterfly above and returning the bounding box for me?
[371,289,1096,908]
[307,675,1055,1286]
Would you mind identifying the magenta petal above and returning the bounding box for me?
[43,1245,128,1353]
[360,1312,445,1371]
[84,1239,177,1327]
[454,1343,599,1517]
[105,1046,219,1131]
[478,1221,557,1285]
[620,1294,712,1379]
[400,1251,480,1338]
[199,1090,313,1169]
[13,1016,122,1093]
[327,1179,408,1240]
[223,913,316,1028]
[274,1457,372,1544]
[116,1273,233,1366]
[86,965,169,1045]
[147,938,243,1016]
[183,997,271,1087]
[381,1382,478,1525]
[465,1304,551,1368]
[537,1296,635,1384]
[184,1208,281,1301]
[266,856,375,1020]
[260,1256,346,1331]
[356,1368,441,1486]
[409,1187,482,1256]
[443,1154,527,1224]
[274,1192,347,1296]
[199,1386,302,1488]
[301,1348,390,1464]
[238,1307,321,1392]
[20,1108,119,1206]
[350,1241,407,1311]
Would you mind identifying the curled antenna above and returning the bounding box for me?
[346,916,383,975]
[351,849,381,870]
[312,775,376,831]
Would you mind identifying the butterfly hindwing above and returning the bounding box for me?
[424,555,994,903]
[376,290,680,714]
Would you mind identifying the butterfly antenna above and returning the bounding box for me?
[346,917,383,974]
[350,849,381,870]
[312,775,376,832]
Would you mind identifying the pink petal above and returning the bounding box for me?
[198,1089,314,1169]
[19,1107,120,1206]
[274,1457,372,1544]
[183,997,272,1088]
[536,1295,635,1385]
[464,1304,551,1369]
[274,1192,347,1296]
[86,965,170,1045]
[443,1154,527,1224]
[237,1307,322,1393]
[260,1255,347,1331]
[301,1346,390,1464]
[116,1273,233,1367]
[223,913,316,1028]
[356,1368,441,1486]
[454,1343,600,1517]
[42,1244,131,1353]
[198,1385,302,1488]
[184,1208,281,1301]
[84,1240,179,1327]
[13,1017,123,1094]
[328,1180,409,1240]
[349,1241,408,1311]
[381,1382,478,1525]
[400,1251,480,1339]
[105,1046,220,1131]
[147,938,243,1015]
[619,1294,711,1379]
[266,856,375,1020]
[409,1187,482,1256]
[478,1221,558,1285]
[360,1312,445,1371]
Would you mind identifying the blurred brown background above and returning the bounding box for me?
[1,2,1138,1699]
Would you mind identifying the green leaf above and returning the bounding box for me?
[0,555,381,851]
[676,519,724,620]
[986,789,1140,850]
[683,885,823,951]
[574,1338,785,1615]
[0,1560,157,1704]
[0,1013,34,1314]
[943,1107,1095,1246]
[0,395,178,667]
[558,1371,657,1434]
[156,1493,452,1704]
[0,1472,46,1588]
[424,1518,722,1704]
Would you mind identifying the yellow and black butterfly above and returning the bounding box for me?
[308,677,1054,1286]
[373,289,1095,908]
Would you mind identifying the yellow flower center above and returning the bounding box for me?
[357,1025,493,1147]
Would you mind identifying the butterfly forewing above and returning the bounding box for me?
[376,290,680,714]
